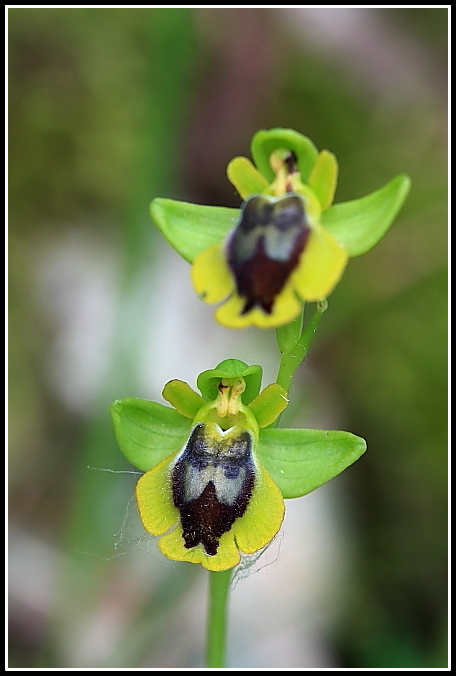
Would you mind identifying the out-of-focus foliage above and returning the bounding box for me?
[8,7,447,669]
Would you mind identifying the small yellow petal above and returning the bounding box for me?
[233,463,285,554]
[135,453,179,536]
[227,157,269,199]
[159,527,241,571]
[162,380,204,419]
[248,383,288,428]
[191,243,234,304]
[308,150,339,210]
[292,226,348,302]
[215,285,301,329]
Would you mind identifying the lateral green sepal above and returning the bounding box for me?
[321,174,411,256]
[150,198,238,263]
[110,398,192,472]
[256,428,367,498]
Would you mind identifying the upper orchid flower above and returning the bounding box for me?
[150,128,410,328]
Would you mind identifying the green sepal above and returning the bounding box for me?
[162,380,204,419]
[251,128,319,184]
[150,198,238,263]
[256,428,367,498]
[248,384,289,428]
[110,398,192,472]
[197,359,263,405]
[321,174,411,257]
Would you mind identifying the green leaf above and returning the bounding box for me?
[110,398,192,471]
[150,198,238,263]
[256,428,366,498]
[251,128,319,184]
[197,360,263,405]
[321,174,411,257]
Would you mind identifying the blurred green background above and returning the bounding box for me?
[8,7,447,668]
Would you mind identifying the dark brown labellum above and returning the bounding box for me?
[227,194,310,314]
[172,423,255,556]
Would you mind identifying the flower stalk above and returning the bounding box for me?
[207,569,232,668]
[275,299,328,395]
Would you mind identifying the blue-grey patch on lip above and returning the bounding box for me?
[220,461,242,480]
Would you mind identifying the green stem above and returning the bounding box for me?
[206,569,232,667]
[204,303,327,666]
[276,300,328,394]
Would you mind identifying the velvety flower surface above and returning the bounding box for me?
[136,421,285,571]
[111,360,367,571]
[192,190,347,328]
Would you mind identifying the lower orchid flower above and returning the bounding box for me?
[111,359,366,571]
